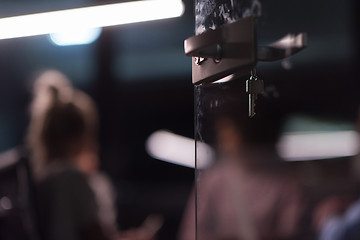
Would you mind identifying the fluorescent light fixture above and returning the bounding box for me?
[0,0,184,40]
[277,130,359,161]
[49,28,102,46]
[146,130,215,169]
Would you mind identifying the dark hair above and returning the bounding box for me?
[214,100,285,146]
[195,77,286,147]
[40,88,86,161]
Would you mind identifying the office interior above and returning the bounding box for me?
[0,0,359,239]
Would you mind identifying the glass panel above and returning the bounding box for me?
[192,0,359,240]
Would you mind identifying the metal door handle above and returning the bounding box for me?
[184,17,307,85]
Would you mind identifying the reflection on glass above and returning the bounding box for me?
[193,79,307,240]
[178,0,360,239]
[178,76,360,240]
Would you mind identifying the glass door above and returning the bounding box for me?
[188,0,360,239]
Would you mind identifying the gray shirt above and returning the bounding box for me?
[37,162,99,240]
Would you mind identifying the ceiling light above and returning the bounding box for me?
[146,130,215,169]
[277,130,359,161]
[0,0,184,40]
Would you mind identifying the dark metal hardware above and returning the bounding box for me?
[184,17,307,85]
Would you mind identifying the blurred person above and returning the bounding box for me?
[312,108,360,240]
[26,69,161,240]
[70,79,163,240]
[75,144,119,239]
[26,70,74,175]
[178,84,304,240]
[26,70,110,240]
[313,195,357,240]
[68,81,119,239]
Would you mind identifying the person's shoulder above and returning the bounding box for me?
[40,162,96,201]
[40,162,87,185]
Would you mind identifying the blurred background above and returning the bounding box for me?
[0,0,359,239]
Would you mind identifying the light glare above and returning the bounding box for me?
[213,74,235,84]
[277,130,359,161]
[0,0,184,40]
[146,130,214,169]
[49,28,102,46]
[146,130,359,167]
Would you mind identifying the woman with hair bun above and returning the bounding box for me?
[27,70,159,240]
[27,70,109,240]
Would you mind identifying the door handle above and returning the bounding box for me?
[184,17,307,85]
